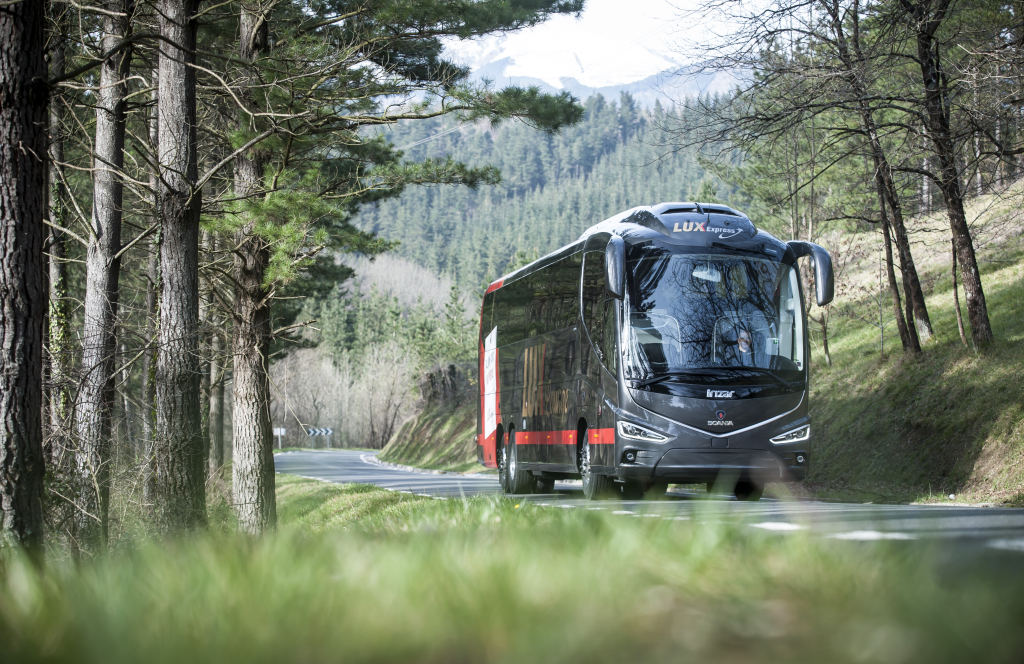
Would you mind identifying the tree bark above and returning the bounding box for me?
[208,330,225,475]
[155,0,206,532]
[879,187,918,353]
[75,0,134,549]
[952,238,969,347]
[48,5,72,466]
[818,314,832,367]
[232,1,276,534]
[907,0,994,345]
[200,230,226,478]
[142,68,159,508]
[0,0,48,557]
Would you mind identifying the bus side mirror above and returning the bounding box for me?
[788,241,834,306]
[605,236,625,299]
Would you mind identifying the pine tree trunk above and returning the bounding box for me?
[913,5,994,346]
[48,7,72,466]
[142,68,159,508]
[232,2,276,534]
[142,231,159,506]
[75,0,134,548]
[199,230,211,475]
[0,0,48,557]
[155,0,206,531]
[208,331,225,475]
[232,217,276,532]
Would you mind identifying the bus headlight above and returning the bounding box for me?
[771,425,809,444]
[617,421,668,442]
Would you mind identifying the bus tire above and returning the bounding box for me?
[498,432,510,492]
[734,479,764,501]
[580,438,614,500]
[506,430,533,495]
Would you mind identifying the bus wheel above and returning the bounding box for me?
[506,430,533,495]
[734,479,764,502]
[580,438,614,500]
[498,437,509,492]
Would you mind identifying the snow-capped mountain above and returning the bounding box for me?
[441,1,737,107]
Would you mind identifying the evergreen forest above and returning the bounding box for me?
[351,94,739,291]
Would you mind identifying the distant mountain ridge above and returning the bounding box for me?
[468,56,735,108]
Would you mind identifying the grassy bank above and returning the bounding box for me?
[807,222,1024,504]
[379,396,482,473]
[2,474,1024,662]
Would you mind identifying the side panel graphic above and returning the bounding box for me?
[483,326,498,438]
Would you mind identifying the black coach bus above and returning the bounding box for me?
[477,202,833,501]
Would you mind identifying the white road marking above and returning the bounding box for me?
[751,522,806,531]
[987,538,1024,552]
[612,510,635,515]
[829,530,916,540]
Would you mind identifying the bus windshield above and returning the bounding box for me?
[623,245,805,384]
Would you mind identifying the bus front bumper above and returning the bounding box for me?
[616,448,808,484]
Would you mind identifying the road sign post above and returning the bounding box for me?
[272,428,286,449]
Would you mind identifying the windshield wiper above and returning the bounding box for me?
[730,367,799,389]
[708,241,775,257]
[632,370,731,389]
[632,367,800,390]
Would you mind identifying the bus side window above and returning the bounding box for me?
[507,278,528,344]
[481,292,495,343]
[582,251,608,366]
[494,289,510,346]
[602,298,617,374]
[562,253,582,330]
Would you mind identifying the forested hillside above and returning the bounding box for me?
[353,94,738,290]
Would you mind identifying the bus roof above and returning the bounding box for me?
[486,202,765,293]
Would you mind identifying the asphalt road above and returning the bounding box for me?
[275,449,1024,555]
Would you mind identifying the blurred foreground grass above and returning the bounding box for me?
[2,474,1024,663]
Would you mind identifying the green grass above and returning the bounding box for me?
[3,475,1024,663]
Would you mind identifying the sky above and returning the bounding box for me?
[442,0,729,102]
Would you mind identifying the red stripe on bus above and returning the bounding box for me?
[485,278,504,294]
[511,428,614,445]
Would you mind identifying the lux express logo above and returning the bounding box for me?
[672,221,742,239]
[708,410,733,426]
